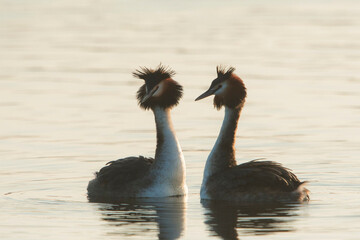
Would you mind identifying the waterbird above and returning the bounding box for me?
[195,66,309,203]
[87,65,187,202]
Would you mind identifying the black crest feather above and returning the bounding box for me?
[133,64,175,86]
[133,64,183,110]
[216,66,236,79]
[133,64,176,79]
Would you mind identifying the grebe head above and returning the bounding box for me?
[195,66,247,109]
[133,64,183,110]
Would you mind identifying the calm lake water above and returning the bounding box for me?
[1,0,360,239]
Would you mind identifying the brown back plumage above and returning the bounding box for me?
[205,160,309,202]
[95,156,154,189]
[87,156,155,202]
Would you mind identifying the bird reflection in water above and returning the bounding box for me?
[95,197,186,240]
[202,200,303,240]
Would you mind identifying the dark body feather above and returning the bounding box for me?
[87,156,155,202]
[205,160,309,203]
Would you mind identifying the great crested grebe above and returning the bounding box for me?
[195,66,309,203]
[87,65,187,201]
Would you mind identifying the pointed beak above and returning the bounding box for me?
[141,86,159,104]
[195,87,217,101]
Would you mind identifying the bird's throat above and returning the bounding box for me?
[203,106,241,179]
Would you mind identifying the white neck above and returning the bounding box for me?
[153,107,182,163]
[145,106,187,196]
[201,106,240,197]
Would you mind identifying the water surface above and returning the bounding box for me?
[1,0,360,239]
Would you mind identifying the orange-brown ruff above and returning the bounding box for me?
[196,66,309,203]
[87,65,187,202]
